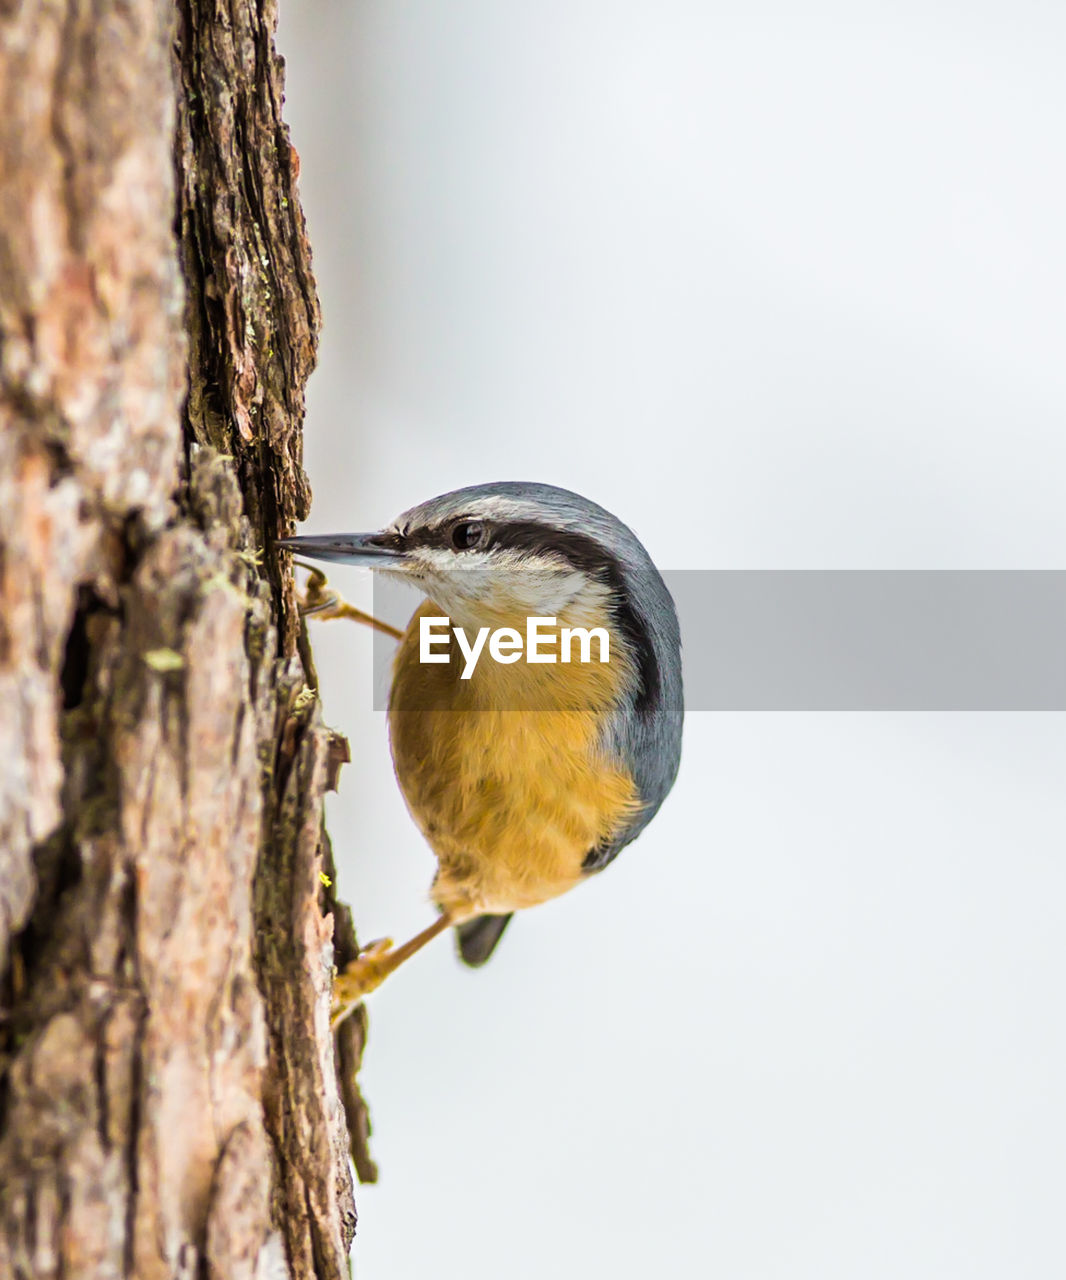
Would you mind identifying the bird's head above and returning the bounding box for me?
[279,480,659,633]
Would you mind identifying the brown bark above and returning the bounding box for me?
[0,0,372,1274]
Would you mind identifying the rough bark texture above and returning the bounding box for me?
[0,0,372,1274]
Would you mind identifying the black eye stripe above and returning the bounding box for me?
[397,527,452,551]
[485,523,616,574]
[400,519,612,570]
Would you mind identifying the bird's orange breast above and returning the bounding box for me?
[388,601,641,920]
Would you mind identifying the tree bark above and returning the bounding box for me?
[0,0,373,1274]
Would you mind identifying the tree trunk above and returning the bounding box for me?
[0,0,373,1274]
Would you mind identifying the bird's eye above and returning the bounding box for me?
[451,520,484,550]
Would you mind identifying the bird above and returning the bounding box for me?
[279,481,683,1020]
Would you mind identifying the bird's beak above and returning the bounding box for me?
[276,532,408,568]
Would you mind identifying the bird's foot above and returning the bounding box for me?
[331,938,395,1028]
[294,564,403,639]
[295,564,341,619]
[330,913,455,1030]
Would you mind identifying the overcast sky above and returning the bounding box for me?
[276,4,1065,1276]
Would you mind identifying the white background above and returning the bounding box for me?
[275,4,1066,1276]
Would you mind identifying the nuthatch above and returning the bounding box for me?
[281,482,683,1017]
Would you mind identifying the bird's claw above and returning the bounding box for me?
[294,563,343,619]
[293,564,404,639]
[331,938,395,1028]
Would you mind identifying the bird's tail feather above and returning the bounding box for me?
[455,913,513,967]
